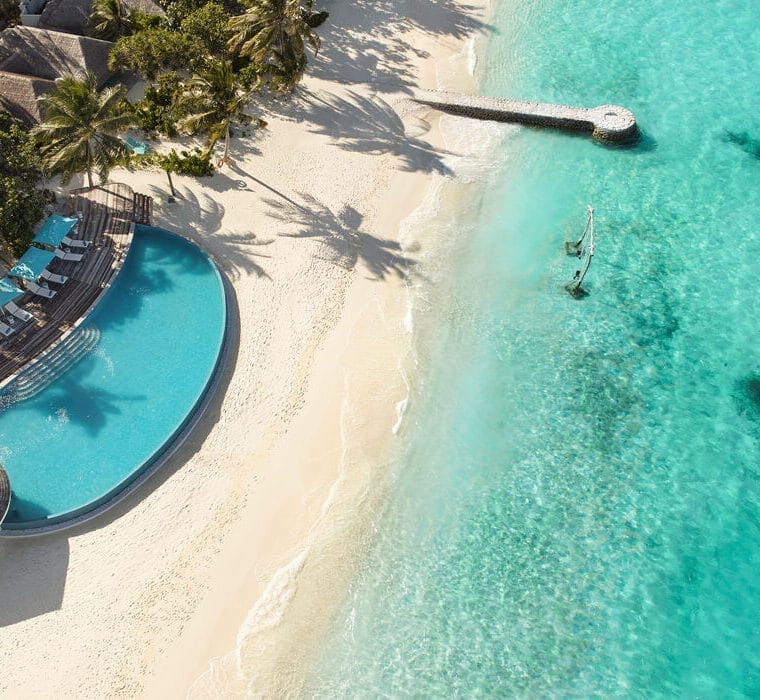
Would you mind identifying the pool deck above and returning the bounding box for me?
[0,183,150,389]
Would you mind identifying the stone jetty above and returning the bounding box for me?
[413,89,639,145]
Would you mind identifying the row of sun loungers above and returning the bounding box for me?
[0,215,91,339]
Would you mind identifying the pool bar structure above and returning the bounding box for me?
[412,89,639,145]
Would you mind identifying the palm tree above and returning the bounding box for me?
[227,0,326,91]
[34,73,135,188]
[89,0,133,41]
[176,59,254,166]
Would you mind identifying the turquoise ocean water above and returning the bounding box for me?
[307,0,760,695]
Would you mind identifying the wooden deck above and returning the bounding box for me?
[0,183,151,387]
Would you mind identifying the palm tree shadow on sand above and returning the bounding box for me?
[145,183,272,280]
[308,0,491,92]
[266,193,415,280]
[208,230,273,281]
[279,90,456,176]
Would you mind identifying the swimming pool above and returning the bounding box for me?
[0,225,227,531]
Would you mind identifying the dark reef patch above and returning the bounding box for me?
[725,131,760,160]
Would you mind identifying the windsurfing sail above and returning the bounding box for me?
[565,205,594,255]
[565,206,595,297]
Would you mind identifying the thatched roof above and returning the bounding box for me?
[0,70,55,123]
[0,465,10,526]
[39,0,164,36]
[0,26,113,84]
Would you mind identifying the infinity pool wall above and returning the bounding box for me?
[0,225,227,530]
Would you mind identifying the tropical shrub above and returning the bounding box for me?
[161,0,241,26]
[180,3,232,55]
[130,10,164,31]
[0,0,19,31]
[134,73,182,136]
[162,0,214,28]
[109,28,205,80]
[165,148,214,176]
[0,112,53,257]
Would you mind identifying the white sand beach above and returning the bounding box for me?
[0,1,490,696]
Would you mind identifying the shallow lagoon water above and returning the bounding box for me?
[307,0,760,695]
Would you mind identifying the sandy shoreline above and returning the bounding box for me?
[0,1,491,696]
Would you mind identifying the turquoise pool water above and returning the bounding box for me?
[307,0,760,695]
[0,225,226,529]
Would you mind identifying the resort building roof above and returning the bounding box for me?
[0,26,114,123]
[0,70,55,123]
[38,0,164,36]
[0,26,113,84]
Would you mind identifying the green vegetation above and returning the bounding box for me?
[176,59,254,165]
[180,2,232,55]
[34,73,136,188]
[0,0,20,31]
[63,0,327,185]
[109,28,205,79]
[161,148,214,176]
[0,0,327,260]
[134,73,182,136]
[90,0,134,40]
[228,0,326,91]
[0,112,52,257]
[130,148,213,197]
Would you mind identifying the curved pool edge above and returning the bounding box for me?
[0,228,235,537]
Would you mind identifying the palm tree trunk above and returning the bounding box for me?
[223,124,230,165]
[166,169,176,197]
[86,145,93,188]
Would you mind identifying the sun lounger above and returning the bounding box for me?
[5,301,33,322]
[125,136,150,155]
[61,235,90,250]
[40,269,68,285]
[54,248,84,263]
[27,280,56,299]
[0,321,16,337]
